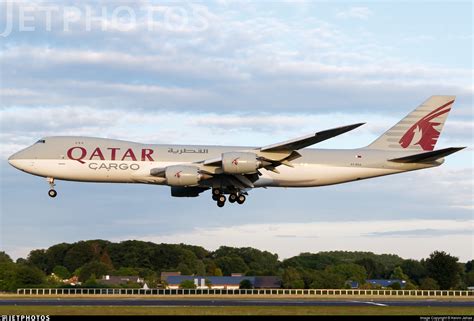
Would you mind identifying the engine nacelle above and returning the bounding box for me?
[165,165,203,187]
[222,152,261,174]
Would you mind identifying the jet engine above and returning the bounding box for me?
[165,165,210,186]
[222,152,267,174]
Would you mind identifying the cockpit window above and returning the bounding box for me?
[36,139,46,144]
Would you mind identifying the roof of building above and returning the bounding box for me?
[161,272,181,281]
[167,276,255,285]
[254,276,281,288]
[100,275,143,285]
[347,279,407,289]
[366,279,406,287]
[348,281,359,289]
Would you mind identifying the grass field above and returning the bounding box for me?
[0,306,473,315]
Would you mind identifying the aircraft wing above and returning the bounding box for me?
[197,123,365,170]
[260,123,365,152]
[151,123,364,194]
[191,123,364,176]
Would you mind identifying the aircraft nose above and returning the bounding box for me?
[8,151,23,168]
[8,152,18,167]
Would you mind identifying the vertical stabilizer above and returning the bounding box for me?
[367,96,455,151]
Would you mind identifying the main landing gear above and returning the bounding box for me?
[47,177,57,198]
[212,188,246,207]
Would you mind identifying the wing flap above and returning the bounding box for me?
[202,157,222,167]
[388,147,465,163]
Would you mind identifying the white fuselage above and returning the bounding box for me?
[8,136,438,188]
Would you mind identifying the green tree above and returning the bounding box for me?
[282,253,340,271]
[215,256,248,276]
[78,261,111,282]
[404,281,418,290]
[401,259,427,284]
[213,246,279,275]
[137,268,156,279]
[205,260,218,275]
[0,254,16,291]
[355,258,385,279]
[239,279,253,289]
[179,280,196,289]
[390,266,409,281]
[26,249,48,272]
[0,252,13,264]
[115,267,139,276]
[465,260,473,273]
[83,273,100,288]
[425,251,461,290]
[213,268,223,276]
[327,263,367,284]
[285,251,403,273]
[13,264,46,288]
[193,260,206,276]
[463,270,474,287]
[52,265,70,279]
[388,282,401,290]
[282,267,304,289]
[176,262,192,275]
[44,243,72,273]
[63,242,95,272]
[309,271,345,289]
[419,277,440,290]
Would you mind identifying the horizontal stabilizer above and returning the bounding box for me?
[388,147,465,163]
[261,123,364,152]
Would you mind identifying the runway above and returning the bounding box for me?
[1,299,473,307]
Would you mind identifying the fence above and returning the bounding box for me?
[16,288,474,297]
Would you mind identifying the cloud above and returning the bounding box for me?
[1,3,472,116]
[1,106,471,161]
[366,229,473,237]
[126,219,473,261]
[0,1,472,265]
[336,7,373,20]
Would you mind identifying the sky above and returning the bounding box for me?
[0,0,472,262]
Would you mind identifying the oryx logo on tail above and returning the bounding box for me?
[399,100,454,151]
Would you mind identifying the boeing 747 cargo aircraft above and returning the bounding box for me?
[8,96,465,207]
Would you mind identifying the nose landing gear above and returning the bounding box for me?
[47,177,57,198]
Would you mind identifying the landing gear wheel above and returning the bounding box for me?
[217,201,225,208]
[47,177,57,198]
[237,194,246,204]
[212,188,221,201]
[229,194,237,203]
[218,195,226,203]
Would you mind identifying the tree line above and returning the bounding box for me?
[0,240,472,291]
